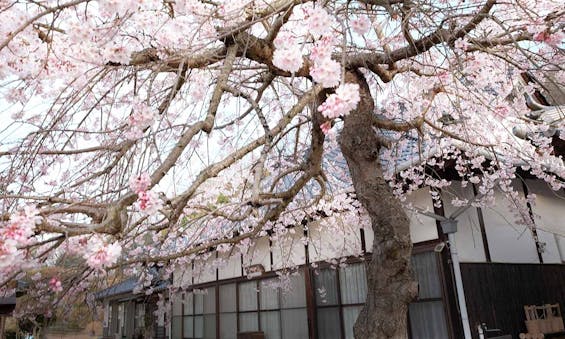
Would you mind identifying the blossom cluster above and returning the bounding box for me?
[304,6,334,37]
[272,46,304,74]
[129,172,151,193]
[318,84,361,119]
[49,277,63,293]
[130,172,162,215]
[83,237,122,270]
[350,16,371,35]
[0,206,40,275]
[310,54,341,88]
[126,101,157,140]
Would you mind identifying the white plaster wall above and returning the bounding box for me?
[537,230,562,263]
[172,291,183,316]
[442,183,486,262]
[173,261,193,289]
[406,188,439,243]
[481,184,540,263]
[242,236,271,272]
[193,252,217,284]
[308,218,362,262]
[524,179,565,263]
[364,223,374,253]
[172,182,564,290]
[218,251,242,280]
[557,236,565,262]
[271,225,306,270]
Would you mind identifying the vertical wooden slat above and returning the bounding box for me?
[460,263,565,339]
[472,184,492,263]
[521,180,544,264]
[304,266,316,339]
[335,267,346,339]
[431,189,461,339]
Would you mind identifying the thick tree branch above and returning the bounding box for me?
[347,0,497,76]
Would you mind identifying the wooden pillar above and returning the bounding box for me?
[0,316,6,339]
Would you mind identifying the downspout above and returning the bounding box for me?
[440,219,472,339]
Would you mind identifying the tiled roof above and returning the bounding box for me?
[0,295,16,305]
[94,273,169,300]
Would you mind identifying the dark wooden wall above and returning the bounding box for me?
[460,263,565,339]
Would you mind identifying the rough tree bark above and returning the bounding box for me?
[339,71,418,339]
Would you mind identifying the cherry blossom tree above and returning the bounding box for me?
[0,0,563,338]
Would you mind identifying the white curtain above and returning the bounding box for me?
[409,302,449,339]
[281,308,308,339]
[260,311,281,339]
[316,307,341,339]
[339,264,367,304]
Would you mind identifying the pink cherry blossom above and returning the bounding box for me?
[0,239,18,269]
[273,46,303,73]
[304,7,334,37]
[454,38,470,51]
[126,101,157,140]
[320,121,332,135]
[0,0,563,323]
[1,206,39,245]
[317,84,361,119]
[273,31,298,49]
[189,72,209,102]
[310,58,341,88]
[137,190,163,215]
[84,238,122,270]
[49,278,63,293]
[351,16,371,35]
[310,36,336,63]
[129,172,151,193]
[534,31,564,47]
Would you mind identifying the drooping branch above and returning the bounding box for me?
[114,86,326,267]
[166,84,324,227]
[0,0,90,52]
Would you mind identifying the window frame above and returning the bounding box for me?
[171,249,453,339]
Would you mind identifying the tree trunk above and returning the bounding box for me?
[339,71,418,339]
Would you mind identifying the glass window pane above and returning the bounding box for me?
[260,279,280,310]
[239,281,258,311]
[204,288,216,314]
[117,303,124,332]
[184,293,194,315]
[135,303,145,329]
[220,284,236,313]
[260,311,281,339]
[281,308,308,339]
[411,252,442,299]
[220,313,237,339]
[316,307,341,339]
[171,316,182,339]
[343,306,362,339]
[173,294,183,316]
[314,269,339,306]
[280,272,306,308]
[195,315,204,338]
[340,264,367,304]
[409,301,449,339]
[195,293,204,314]
[204,314,216,339]
[183,316,194,338]
[239,312,259,332]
